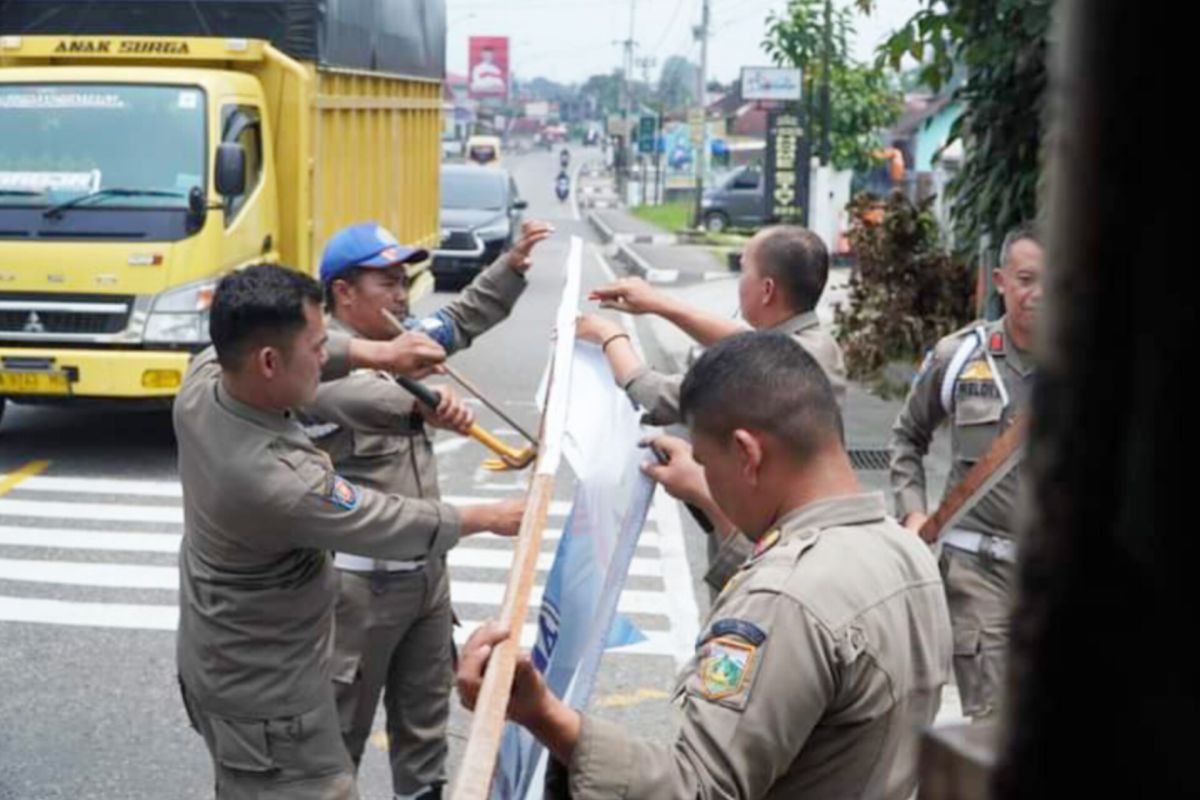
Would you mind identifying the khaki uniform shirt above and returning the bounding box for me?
[889,317,1034,539]
[304,254,527,500]
[568,493,953,799]
[622,311,848,426]
[174,336,460,719]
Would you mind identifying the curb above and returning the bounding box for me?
[586,209,677,246]
[613,241,679,285]
[586,209,616,243]
[613,232,677,245]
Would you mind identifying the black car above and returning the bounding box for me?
[700,165,765,232]
[433,165,526,290]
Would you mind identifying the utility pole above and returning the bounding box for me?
[625,0,637,125]
[691,0,710,228]
[819,0,832,165]
[635,55,657,206]
[615,0,638,200]
[635,55,657,87]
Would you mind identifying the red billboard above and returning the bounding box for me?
[468,36,509,99]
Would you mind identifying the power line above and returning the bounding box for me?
[452,0,625,8]
[652,0,691,54]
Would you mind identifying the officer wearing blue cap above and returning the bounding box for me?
[304,217,553,800]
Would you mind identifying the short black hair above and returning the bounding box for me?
[752,225,829,312]
[324,266,410,313]
[680,331,843,461]
[323,267,366,313]
[209,265,323,370]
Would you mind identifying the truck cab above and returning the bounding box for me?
[0,25,444,426]
[0,64,277,407]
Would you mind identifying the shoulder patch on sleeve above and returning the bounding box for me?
[707,618,768,646]
[326,475,360,510]
[699,637,758,700]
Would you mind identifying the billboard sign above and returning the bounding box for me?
[468,36,509,99]
[741,66,802,102]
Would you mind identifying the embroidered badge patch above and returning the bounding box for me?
[707,618,768,646]
[327,475,360,510]
[959,359,994,382]
[700,637,757,699]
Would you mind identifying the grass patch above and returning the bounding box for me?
[630,201,692,232]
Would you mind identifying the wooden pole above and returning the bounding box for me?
[450,236,584,800]
[451,472,555,800]
[919,416,1026,544]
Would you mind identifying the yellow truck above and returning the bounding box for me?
[0,0,446,426]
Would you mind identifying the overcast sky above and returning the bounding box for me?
[445,0,922,85]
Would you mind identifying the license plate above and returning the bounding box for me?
[0,370,71,395]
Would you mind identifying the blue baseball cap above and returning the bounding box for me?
[319,223,429,285]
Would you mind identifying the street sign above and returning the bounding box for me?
[764,109,810,225]
[637,115,656,154]
[741,67,803,101]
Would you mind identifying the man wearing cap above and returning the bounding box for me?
[303,219,553,800]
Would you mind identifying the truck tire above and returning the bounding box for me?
[704,211,729,233]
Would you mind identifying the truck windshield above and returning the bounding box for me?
[0,84,205,208]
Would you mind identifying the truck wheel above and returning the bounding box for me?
[704,211,729,233]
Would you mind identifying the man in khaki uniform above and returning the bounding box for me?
[578,226,846,592]
[458,332,952,799]
[890,226,1043,720]
[301,220,552,800]
[576,224,847,426]
[174,265,525,800]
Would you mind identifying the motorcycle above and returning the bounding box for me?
[559,148,570,169]
[555,172,570,202]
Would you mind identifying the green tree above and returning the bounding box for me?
[859,0,1053,250]
[658,56,698,111]
[835,192,975,386]
[581,71,622,116]
[762,0,901,172]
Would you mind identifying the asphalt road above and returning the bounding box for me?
[0,146,710,799]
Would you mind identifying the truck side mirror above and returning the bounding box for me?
[215,143,247,197]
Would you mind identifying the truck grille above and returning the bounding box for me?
[0,293,133,336]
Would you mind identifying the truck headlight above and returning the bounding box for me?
[144,278,216,345]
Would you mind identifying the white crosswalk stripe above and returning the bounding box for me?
[0,472,968,723]
[0,473,694,661]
